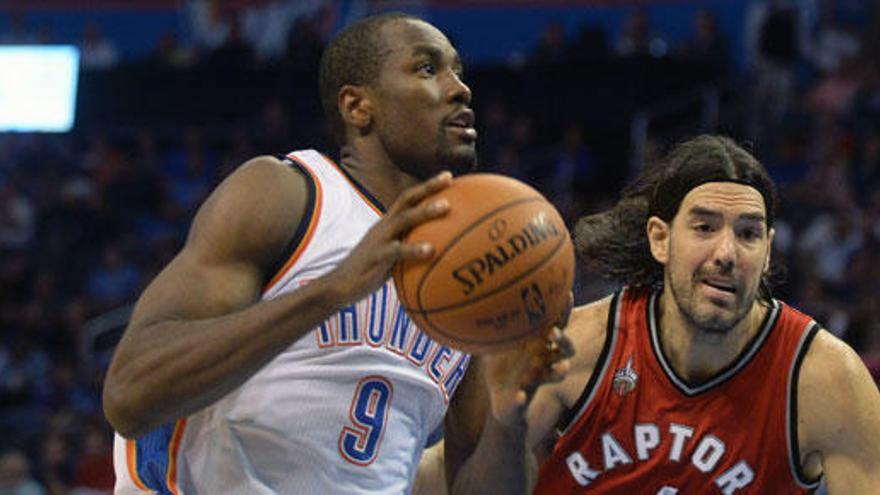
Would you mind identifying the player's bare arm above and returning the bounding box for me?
[527,296,612,463]
[438,309,575,494]
[798,329,880,494]
[103,158,452,438]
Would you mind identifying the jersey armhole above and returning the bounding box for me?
[555,289,623,436]
[262,157,321,293]
[788,321,823,489]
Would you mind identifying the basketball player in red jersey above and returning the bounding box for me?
[528,135,880,494]
[103,12,570,495]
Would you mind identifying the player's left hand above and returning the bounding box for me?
[481,293,575,427]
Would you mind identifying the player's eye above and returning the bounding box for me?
[739,228,761,241]
[417,62,436,76]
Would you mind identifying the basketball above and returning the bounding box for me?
[393,173,575,354]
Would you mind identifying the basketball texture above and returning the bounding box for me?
[393,173,575,354]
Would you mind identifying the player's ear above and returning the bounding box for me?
[647,216,670,264]
[339,85,374,132]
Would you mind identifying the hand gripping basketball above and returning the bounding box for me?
[393,173,576,354]
[325,171,453,307]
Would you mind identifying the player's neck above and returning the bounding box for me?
[339,145,421,210]
[656,294,769,384]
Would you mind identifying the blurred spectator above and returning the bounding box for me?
[202,18,254,69]
[36,429,74,495]
[147,31,195,69]
[0,12,37,45]
[0,336,51,442]
[678,9,730,77]
[744,0,812,146]
[0,1,877,489]
[567,23,608,63]
[0,450,45,495]
[0,182,36,250]
[809,0,861,74]
[241,0,329,63]
[531,21,567,66]
[36,432,72,495]
[78,23,119,71]
[543,124,599,223]
[798,202,864,288]
[255,99,293,153]
[161,128,216,215]
[185,0,232,54]
[70,424,113,494]
[615,9,668,58]
[84,245,142,310]
[284,7,331,71]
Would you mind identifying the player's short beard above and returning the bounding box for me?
[435,126,477,175]
[667,266,755,336]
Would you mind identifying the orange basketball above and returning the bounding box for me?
[393,173,575,354]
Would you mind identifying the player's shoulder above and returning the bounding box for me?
[797,329,875,438]
[799,329,867,392]
[186,154,313,266]
[221,154,308,195]
[797,328,880,481]
[567,294,614,374]
[201,154,309,220]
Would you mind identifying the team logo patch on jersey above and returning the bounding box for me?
[612,356,638,396]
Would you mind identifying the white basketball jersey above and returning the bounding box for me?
[113,150,470,494]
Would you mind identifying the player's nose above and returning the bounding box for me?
[448,72,472,106]
[713,228,736,270]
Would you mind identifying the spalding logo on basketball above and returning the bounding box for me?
[393,173,575,354]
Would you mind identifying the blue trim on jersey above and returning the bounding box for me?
[134,422,177,494]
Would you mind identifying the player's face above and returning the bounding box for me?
[661,182,774,334]
[370,19,477,178]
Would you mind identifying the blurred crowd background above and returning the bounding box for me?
[1,0,879,493]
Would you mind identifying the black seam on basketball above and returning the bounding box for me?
[416,239,569,345]
[411,196,551,313]
[413,196,544,312]
[415,232,566,315]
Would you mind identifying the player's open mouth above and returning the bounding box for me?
[703,279,736,294]
[446,110,478,142]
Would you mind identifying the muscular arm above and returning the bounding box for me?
[439,298,609,494]
[443,357,537,494]
[103,156,339,437]
[799,329,880,494]
[527,298,611,466]
[104,157,453,437]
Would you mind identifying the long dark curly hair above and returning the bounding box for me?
[574,134,780,302]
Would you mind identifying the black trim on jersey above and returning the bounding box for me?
[264,158,318,286]
[556,289,623,436]
[788,322,822,489]
[648,290,781,397]
[328,157,387,213]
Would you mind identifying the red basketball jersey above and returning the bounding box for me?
[535,288,822,494]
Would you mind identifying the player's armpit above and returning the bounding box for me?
[798,329,880,494]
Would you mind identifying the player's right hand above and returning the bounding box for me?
[325,171,452,307]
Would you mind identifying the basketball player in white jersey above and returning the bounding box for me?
[103,12,571,495]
